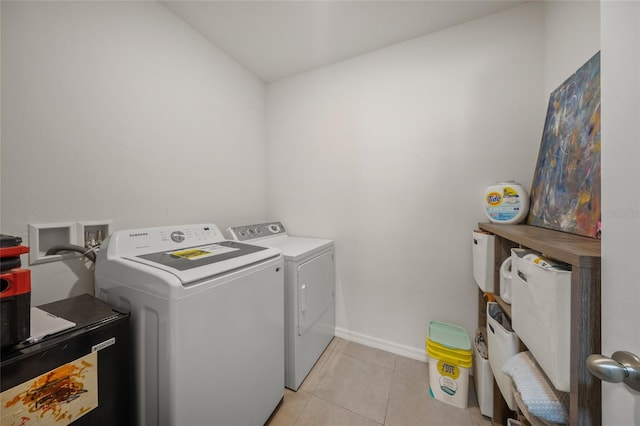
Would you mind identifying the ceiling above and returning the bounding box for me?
[162,1,527,83]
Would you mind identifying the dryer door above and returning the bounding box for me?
[297,250,335,336]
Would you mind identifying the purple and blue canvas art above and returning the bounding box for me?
[528,52,601,238]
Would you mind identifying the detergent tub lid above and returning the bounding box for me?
[428,321,471,351]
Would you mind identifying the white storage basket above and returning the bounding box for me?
[487,302,520,411]
[511,248,571,392]
[472,230,495,292]
[473,328,493,418]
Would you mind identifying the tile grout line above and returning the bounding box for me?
[381,354,398,426]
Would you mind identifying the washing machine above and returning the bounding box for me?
[95,224,284,426]
[228,222,335,390]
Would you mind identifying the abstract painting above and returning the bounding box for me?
[527,52,601,238]
[1,352,98,426]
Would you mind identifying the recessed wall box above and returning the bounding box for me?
[77,221,112,248]
[28,223,77,265]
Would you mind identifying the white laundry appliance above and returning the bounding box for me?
[228,222,335,390]
[94,224,284,426]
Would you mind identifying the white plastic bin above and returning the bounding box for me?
[511,248,571,392]
[499,257,513,304]
[473,328,493,418]
[472,230,495,292]
[427,321,472,408]
[487,302,520,411]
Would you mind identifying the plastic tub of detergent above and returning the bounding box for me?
[426,321,472,408]
[484,181,529,224]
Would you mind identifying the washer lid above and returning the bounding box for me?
[103,224,281,285]
[124,241,280,284]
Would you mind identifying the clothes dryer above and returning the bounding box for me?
[228,222,335,390]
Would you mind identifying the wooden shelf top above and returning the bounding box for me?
[478,223,601,269]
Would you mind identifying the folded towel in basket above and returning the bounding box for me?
[502,351,570,424]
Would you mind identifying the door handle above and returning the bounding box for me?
[300,284,307,313]
[586,351,640,391]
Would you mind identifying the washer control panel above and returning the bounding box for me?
[228,222,287,241]
[112,224,224,255]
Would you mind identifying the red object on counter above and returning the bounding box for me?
[0,245,29,258]
[0,236,31,348]
[1,267,31,348]
[0,268,31,298]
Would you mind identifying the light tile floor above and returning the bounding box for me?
[268,338,492,426]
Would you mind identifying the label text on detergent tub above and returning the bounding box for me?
[486,192,503,206]
[439,376,458,396]
[437,361,460,396]
[502,186,519,201]
[486,187,521,221]
[437,360,460,379]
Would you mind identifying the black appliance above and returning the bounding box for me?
[1,294,133,425]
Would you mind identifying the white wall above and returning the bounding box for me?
[601,2,640,423]
[1,0,604,362]
[546,1,640,421]
[544,1,601,96]
[1,1,267,305]
[266,3,546,359]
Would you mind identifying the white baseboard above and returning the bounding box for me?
[335,327,428,363]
